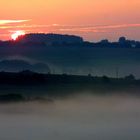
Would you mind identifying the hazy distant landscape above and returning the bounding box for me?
[0,34,140,78]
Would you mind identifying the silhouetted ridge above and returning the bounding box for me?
[0,71,139,85]
[0,60,50,73]
[17,33,84,45]
[0,93,53,103]
[0,94,25,102]
[0,34,140,48]
[0,72,140,98]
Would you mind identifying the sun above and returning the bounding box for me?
[11,30,25,41]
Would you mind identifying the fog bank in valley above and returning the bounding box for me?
[0,93,140,140]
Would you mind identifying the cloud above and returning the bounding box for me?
[51,23,140,33]
[0,20,30,25]
[56,23,140,30]
[0,23,140,29]
[89,24,140,29]
[0,23,140,38]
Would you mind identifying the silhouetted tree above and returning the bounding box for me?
[102,76,110,83]
[124,74,135,81]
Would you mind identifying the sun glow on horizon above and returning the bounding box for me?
[11,30,25,40]
[0,0,138,41]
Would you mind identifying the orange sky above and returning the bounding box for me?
[0,0,140,41]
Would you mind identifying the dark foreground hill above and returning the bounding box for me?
[0,71,140,101]
[0,70,138,85]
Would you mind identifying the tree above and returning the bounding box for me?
[124,74,135,81]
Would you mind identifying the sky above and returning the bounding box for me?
[0,0,140,41]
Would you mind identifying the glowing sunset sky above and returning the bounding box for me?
[0,0,140,41]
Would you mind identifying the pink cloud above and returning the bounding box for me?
[0,20,30,25]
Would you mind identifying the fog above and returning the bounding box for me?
[0,93,140,140]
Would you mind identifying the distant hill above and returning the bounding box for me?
[0,60,50,73]
[17,33,84,45]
